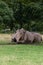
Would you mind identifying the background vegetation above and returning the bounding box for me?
[0,0,43,32]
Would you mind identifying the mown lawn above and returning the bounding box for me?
[0,44,43,65]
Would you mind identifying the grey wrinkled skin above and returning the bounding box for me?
[31,32,42,42]
[11,29,22,43]
[11,28,42,44]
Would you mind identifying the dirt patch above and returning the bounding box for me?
[0,34,12,42]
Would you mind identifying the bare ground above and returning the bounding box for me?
[0,34,11,42]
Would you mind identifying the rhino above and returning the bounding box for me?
[11,28,42,43]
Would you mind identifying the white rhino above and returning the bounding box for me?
[11,28,42,43]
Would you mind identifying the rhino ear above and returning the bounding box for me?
[20,28,26,33]
[16,29,20,32]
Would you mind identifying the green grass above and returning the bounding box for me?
[0,43,43,65]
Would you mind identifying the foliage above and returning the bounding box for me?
[0,0,43,32]
[0,1,14,30]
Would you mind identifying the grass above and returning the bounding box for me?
[0,45,43,65]
[0,34,43,65]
